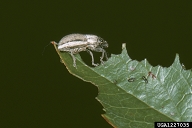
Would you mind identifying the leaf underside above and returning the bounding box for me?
[53,43,192,128]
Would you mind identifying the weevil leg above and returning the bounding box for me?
[100,49,105,64]
[93,47,108,64]
[100,49,108,64]
[86,49,99,66]
[104,50,108,60]
[69,51,77,68]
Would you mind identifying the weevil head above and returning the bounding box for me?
[97,37,108,48]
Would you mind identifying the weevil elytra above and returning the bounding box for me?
[52,34,108,68]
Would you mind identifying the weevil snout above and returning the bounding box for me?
[97,37,108,48]
[100,41,108,48]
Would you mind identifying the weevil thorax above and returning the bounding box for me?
[85,34,108,48]
[85,35,99,45]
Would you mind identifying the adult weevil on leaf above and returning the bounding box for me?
[52,33,108,68]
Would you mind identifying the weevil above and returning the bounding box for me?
[52,34,108,68]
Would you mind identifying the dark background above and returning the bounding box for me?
[1,0,192,127]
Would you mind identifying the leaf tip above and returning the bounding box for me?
[174,53,181,64]
[175,53,180,60]
[122,43,126,49]
[171,53,186,70]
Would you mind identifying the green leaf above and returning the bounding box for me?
[52,43,192,128]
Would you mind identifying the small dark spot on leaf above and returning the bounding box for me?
[128,78,135,82]
[142,76,148,83]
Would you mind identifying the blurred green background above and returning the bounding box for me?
[1,0,192,127]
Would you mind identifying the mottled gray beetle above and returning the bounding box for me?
[53,34,108,68]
